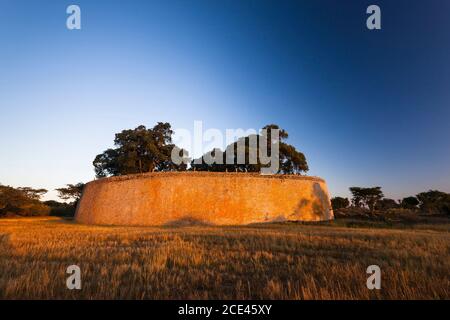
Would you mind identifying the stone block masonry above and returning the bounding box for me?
[75,172,334,226]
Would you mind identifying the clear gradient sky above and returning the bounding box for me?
[0,0,449,201]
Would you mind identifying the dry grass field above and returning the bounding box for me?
[0,216,449,299]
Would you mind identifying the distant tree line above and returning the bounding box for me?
[331,187,450,216]
[0,183,85,218]
[2,121,308,218]
[0,186,49,217]
[2,122,449,218]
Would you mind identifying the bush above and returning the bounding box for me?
[401,196,419,210]
[44,201,76,217]
[331,197,350,211]
[384,208,419,223]
[375,198,399,211]
[27,203,51,216]
[333,206,371,219]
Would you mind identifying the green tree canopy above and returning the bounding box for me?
[93,123,189,177]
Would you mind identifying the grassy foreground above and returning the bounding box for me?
[0,217,448,299]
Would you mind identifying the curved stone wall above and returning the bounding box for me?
[75,172,334,226]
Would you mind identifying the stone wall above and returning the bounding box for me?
[75,172,334,226]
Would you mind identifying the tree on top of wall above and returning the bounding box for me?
[93,123,307,177]
[93,123,189,178]
[191,124,309,174]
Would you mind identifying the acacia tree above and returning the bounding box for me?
[191,124,308,174]
[0,185,49,217]
[416,190,450,214]
[17,187,48,200]
[93,123,189,177]
[349,187,384,213]
[55,183,85,205]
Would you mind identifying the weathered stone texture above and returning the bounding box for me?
[75,172,334,226]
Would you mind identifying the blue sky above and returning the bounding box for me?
[0,0,449,201]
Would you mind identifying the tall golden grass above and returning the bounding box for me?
[0,217,448,299]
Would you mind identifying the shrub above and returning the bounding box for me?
[401,196,419,210]
[375,198,399,211]
[331,197,350,211]
[44,201,76,217]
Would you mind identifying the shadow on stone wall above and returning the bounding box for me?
[76,173,333,225]
[292,198,311,219]
[291,183,331,220]
[312,182,332,219]
[163,216,213,228]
